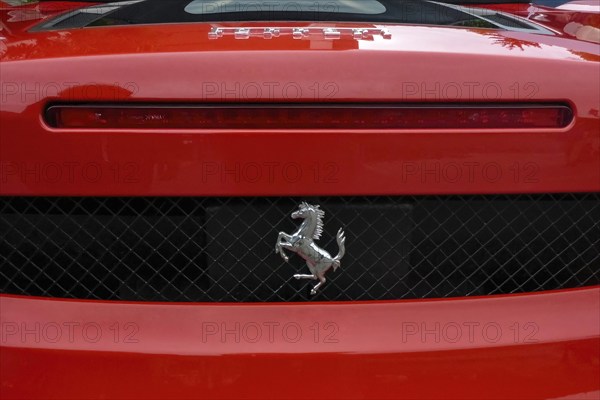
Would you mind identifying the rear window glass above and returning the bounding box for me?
[84,0,497,27]
[184,0,388,15]
[32,0,552,34]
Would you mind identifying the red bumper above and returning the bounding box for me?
[1,287,599,399]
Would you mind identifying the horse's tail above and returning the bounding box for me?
[332,228,346,271]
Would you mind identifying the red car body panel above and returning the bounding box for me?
[1,23,599,196]
[1,287,599,399]
[1,1,599,398]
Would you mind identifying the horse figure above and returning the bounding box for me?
[275,202,346,295]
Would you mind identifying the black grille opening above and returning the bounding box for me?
[1,194,598,302]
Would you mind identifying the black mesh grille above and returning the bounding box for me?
[1,194,598,302]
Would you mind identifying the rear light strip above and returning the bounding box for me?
[45,104,574,130]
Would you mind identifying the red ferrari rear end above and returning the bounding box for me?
[1,0,599,398]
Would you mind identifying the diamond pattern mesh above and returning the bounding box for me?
[1,194,598,302]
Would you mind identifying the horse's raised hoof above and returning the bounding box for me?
[293,274,301,280]
[310,289,317,295]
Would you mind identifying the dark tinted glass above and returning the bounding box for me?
[87,0,497,28]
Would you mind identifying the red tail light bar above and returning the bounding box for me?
[45,104,573,130]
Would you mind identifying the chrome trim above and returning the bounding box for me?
[208,26,392,40]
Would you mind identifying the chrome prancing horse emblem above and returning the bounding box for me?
[275,202,346,295]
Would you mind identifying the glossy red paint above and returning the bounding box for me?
[1,20,599,196]
[1,287,599,399]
